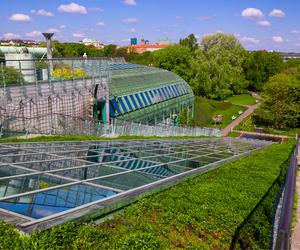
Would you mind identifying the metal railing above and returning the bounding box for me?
[0,116,222,138]
[0,57,124,87]
[274,135,299,250]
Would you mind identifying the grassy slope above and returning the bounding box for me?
[193,96,246,128]
[226,94,257,106]
[0,141,294,250]
[0,135,212,144]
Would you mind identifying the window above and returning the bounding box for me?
[144,92,152,104]
[160,88,168,99]
[109,102,115,117]
[134,93,144,108]
[110,98,121,114]
[123,96,134,111]
[129,95,139,109]
[157,89,165,100]
[118,98,128,113]
[168,85,175,97]
[176,85,182,95]
[140,93,149,106]
[172,85,179,96]
[149,90,154,98]
[163,87,171,98]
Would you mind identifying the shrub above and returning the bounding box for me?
[52,64,88,79]
[0,66,23,84]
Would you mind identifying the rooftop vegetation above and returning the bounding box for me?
[0,140,294,249]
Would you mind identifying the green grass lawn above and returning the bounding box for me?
[0,141,294,250]
[226,94,257,106]
[193,96,246,128]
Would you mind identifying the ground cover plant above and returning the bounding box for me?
[193,96,246,128]
[0,140,294,249]
[225,94,257,106]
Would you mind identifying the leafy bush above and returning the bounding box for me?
[0,66,23,84]
[52,64,88,79]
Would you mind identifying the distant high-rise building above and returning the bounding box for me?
[131,38,138,45]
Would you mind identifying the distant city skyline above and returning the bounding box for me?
[1,0,300,52]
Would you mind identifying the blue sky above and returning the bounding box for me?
[1,0,300,52]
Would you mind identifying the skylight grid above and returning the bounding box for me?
[0,138,272,232]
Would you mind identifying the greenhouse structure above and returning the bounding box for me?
[100,63,195,125]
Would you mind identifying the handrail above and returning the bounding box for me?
[275,135,299,250]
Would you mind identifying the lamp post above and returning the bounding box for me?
[42,33,54,75]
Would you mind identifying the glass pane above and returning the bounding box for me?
[144,92,152,104]
[118,98,128,113]
[0,174,69,198]
[123,96,134,111]
[0,184,117,219]
[134,93,144,107]
[110,99,121,114]
[129,95,139,109]
[90,171,162,191]
[140,93,149,106]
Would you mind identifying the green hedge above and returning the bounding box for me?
[0,141,294,249]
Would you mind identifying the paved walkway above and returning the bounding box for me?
[291,140,300,250]
[221,103,259,136]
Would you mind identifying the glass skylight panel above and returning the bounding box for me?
[0,138,270,232]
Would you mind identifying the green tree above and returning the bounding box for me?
[152,45,193,82]
[243,50,283,91]
[179,34,199,55]
[191,33,247,100]
[255,73,300,129]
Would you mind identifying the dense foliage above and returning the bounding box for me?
[0,142,294,249]
[243,50,283,91]
[254,72,300,129]
[0,66,23,84]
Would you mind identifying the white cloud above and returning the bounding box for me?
[269,9,285,18]
[291,30,300,34]
[47,28,60,33]
[257,20,271,27]
[122,0,137,6]
[121,38,130,42]
[96,22,105,26]
[272,36,284,43]
[73,32,86,38]
[2,33,20,39]
[9,13,31,22]
[240,36,260,44]
[60,25,67,29]
[241,8,263,19]
[129,28,136,33]
[26,30,42,37]
[58,3,87,14]
[122,18,138,24]
[295,43,300,47]
[36,9,54,17]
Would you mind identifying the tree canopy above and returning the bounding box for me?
[191,33,247,99]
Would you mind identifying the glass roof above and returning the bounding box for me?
[0,138,272,232]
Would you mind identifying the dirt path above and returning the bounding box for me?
[221,103,259,136]
[291,141,300,250]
